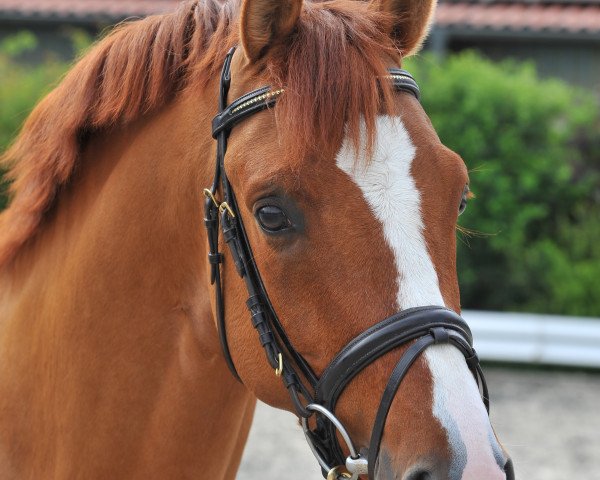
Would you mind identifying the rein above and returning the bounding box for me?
[204,47,489,480]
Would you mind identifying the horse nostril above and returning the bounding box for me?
[504,458,515,480]
[404,470,432,480]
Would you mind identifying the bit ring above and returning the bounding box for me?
[301,404,365,479]
[327,466,352,480]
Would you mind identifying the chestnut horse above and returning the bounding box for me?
[0,0,513,478]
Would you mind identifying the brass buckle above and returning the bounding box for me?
[204,189,236,218]
[219,201,236,218]
[275,352,283,377]
[203,188,219,208]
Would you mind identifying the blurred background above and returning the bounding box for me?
[0,0,598,478]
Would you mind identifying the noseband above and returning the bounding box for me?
[204,47,489,480]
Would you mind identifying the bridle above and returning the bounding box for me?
[204,47,489,480]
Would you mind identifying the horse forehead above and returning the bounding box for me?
[229,127,342,196]
[396,95,469,183]
[230,95,464,208]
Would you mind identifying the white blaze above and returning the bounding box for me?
[335,116,444,309]
[427,345,506,479]
[336,116,506,479]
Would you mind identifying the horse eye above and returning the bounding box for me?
[256,205,292,232]
[458,186,469,216]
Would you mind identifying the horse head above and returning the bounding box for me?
[209,0,514,478]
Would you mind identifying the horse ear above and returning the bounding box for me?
[240,0,303,62]
[372,0,437,56]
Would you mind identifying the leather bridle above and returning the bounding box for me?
[204,47,489,480]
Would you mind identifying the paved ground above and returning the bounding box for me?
[238,367,600,479]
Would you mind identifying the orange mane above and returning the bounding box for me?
[0,0,397,267]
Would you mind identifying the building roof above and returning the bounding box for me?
[1,0,599,35]
[0,0,181,23]
[436,0,600,35]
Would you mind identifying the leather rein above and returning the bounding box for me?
[204,47,489,480]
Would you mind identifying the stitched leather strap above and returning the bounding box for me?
[211,68,420,138]
[368,334,435,478]
[388,68,420,100]
[316,307,472,406]
[312,307,479,467]
[367,327,462,478]
[212,86,278,138]
[209,48,318,412]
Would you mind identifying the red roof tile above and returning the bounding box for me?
[436,2,600,34]
[0,0,181,21]
[1,0,600,35]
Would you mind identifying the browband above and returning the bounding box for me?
[212,68,420,138]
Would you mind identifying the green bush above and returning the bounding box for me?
[0,32,81,210]
[406,52,600,316]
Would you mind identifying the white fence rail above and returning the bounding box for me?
[462,310,600,368]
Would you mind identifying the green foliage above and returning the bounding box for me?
[1,31,37,57]
[0,31,92,210]
[0,32,69,151]
[406,52,600,316]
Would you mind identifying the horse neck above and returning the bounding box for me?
[0,88,255,479]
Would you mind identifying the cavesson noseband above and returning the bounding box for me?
[204,47,489,480]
